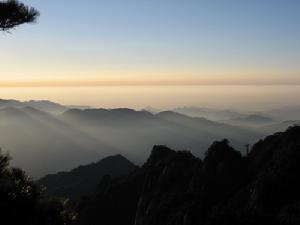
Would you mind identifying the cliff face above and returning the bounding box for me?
[76,126,300,225]
[246,126,300,216]
[134,146,202,225]
[134,141,247,225]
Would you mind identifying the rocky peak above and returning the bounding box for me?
[76,126,300,225]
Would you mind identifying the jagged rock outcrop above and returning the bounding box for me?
[75,126,300,225]
[135,146,202,225]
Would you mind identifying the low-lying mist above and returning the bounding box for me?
[0,99,299,178]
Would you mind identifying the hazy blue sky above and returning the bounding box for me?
[1,0,299,82]
[0,0,299,109]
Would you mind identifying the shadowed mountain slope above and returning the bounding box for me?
[38,155,137,200]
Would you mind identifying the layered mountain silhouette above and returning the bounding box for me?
[0,99,67,114]
[37,155,137,200]
[173,106,245,121]
[0,99,299,179]
[61,109,260,163]
[74,126,300,225]
[1,98,299,224]
[266,105,300,121]
[0,106,115,178]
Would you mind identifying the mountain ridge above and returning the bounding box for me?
[74,126,300,225]
[38,154,137,200]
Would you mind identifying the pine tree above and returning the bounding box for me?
[0,0,39,31]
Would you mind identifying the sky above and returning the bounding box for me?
[0,0,300,109]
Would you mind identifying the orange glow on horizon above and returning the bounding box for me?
[1,74,300,87]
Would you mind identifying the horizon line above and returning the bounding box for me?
[1,82,300,87]
[1,76,300,87]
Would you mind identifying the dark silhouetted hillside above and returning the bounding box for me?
[0,149,74,225]
[38,155,137,200]
[75,126,300,225]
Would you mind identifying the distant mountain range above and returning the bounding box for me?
[0,106,115,178]
[223,114,275,127]
[61,108,261,163]
[0,99,299,178]
[265,105,300,120]
[0,105,259,178]
[0,99,68,114]
[172,106,245,121]
[162,106,300,123]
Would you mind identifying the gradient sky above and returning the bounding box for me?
[0,0,300,109]
[1,0,300,84]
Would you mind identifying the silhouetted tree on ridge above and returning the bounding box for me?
[0,148,75,225]
[0,0,39,31]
